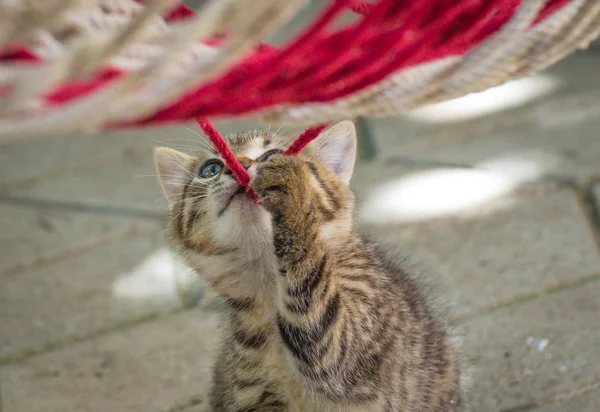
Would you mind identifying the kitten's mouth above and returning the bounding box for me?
[218,186,246,216]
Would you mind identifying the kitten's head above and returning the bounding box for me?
[154,121,357,264]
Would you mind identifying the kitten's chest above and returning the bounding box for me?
[262,342,307,407]
[223,327,381,412]
[224,334,315,411]
[260,341,376,412]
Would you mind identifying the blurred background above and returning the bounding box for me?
[2,1,600,411]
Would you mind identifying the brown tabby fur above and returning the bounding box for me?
[154,121,460,411]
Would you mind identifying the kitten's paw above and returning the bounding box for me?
[253,155,310,217]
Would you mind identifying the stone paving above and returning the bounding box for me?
[2,37,600,412]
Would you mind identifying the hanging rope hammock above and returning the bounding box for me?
[1,0,600,195]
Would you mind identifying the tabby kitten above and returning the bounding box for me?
[154,121,460,411]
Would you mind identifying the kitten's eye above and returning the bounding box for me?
[199,159,224,178]
[258,149,283,162]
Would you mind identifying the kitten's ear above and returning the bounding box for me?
[311,120,357,184]
[154,147,193,209]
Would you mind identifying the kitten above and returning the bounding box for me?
[154,121,460,411]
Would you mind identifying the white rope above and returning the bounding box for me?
[0,0,304,140]
[105,0,306,125]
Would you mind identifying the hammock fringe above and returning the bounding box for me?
[0,0,598,142]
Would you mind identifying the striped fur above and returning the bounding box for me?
[154,121,460,411]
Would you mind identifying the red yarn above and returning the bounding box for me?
[0,45,42,62]
[197,119,260,201]
[346,1,375,15]
[47,68,124,104]
[283,124,329,155]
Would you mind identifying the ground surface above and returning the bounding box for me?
[2,6,600,412]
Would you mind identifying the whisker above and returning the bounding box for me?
[172,161,196,180]
[161,144,205,152]
[159,192,208,207]
[274,124,286,136]
[177,123,205,139]
[176,124,215,152]
[153,193,206,204]
[166,140,214,151]
[150,139,205,153]
[135,173,187,179]
[191,203,205,231]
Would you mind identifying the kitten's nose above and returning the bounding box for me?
[224,156,253,175]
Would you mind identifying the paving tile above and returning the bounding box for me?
[461,280,600,411]
[9,144,168,212]
[176,403,211,412]
[529,387,600,412]
[0,229,181,362]
[0,204,160,275]
[0,117,265,189]
[354,172,600,318]
[391,113,600,183]
[1,309,220,412]
[4,119,267,212]
[350,159,425,201]
[593,183,600,213]
[366,54,600,182]
[0,126,168,193]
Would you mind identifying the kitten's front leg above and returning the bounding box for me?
[254,156,353,401]
[253,155,324,274]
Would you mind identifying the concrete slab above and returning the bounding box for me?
[593,183,600,217]
[0,126,170,194]
[1,309,220,412]
[366,54,600,182]
[461,280,600,411]
[0,119,263,193]
[0,204,160,275]
[391,113,600,183]
[3,119,270,213]
[529,387,600,412]
[176,403,211,412]
[355,177,600,318]
[350,160,426,201]
[0,230,181,362]
[9,144,167,213]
